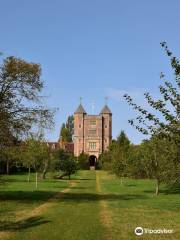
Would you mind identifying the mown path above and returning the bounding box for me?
[1,171,112,240]
[1,170,180,240]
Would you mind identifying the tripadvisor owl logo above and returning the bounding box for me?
[134,227,174,236]
[135,227,143,236]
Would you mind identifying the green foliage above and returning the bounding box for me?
[66,115,74,140]
[101,131,131,178]
[0,144,21,174]
[0,56,54,148]
[23,136,48,171]
[51,148,70,171]
[123,43,180,194]
[59,115,74,142]
[78,152,89,170]
[59,156,77,180]
[101,128,180,195]
[0,55,55,176]
[52,148,77,179]
[20,133,52,184]
[139,136,180,186]
[124,43,179,139]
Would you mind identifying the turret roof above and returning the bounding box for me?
[100,105,112,114]
[74,104,86,114]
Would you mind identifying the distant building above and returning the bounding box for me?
[73,104,112,169]
[46,141,74,154]
[59,140,74,154]
[46,142,60,151]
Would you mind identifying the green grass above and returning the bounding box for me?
[0,171,180,240]
[98,171,180,240]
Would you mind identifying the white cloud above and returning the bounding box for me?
[106,87,147,103]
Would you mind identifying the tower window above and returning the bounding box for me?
[79,124,81,128]
[90,120,96,125]
[105,125,107,128]
[89,142,96,150]
[89,129,96,135]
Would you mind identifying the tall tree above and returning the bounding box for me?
[0,56,55,151]
[66,115,74,141]
[22,133,51,187]
[59,115,74,142]
[124,43,180,194]
[124,43,179,138]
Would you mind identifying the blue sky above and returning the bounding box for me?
[0,0,180,143]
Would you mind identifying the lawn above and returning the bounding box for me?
[0,171,179,240]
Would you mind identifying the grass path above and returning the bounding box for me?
[96,171,113,240]
[1,171,107,240]
[0,170,179,240]
[0,180,77,240]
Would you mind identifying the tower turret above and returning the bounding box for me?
[74,104,86,156]
[100,105,112,151]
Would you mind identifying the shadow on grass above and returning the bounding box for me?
[0,216,50,231]
[1,178,69,184]
[125,184,136,187]
[0,191,56,202]
[59,192,148,202]
[1,178,29,183]
[0,190,148,202]
[143,183,180,195]
[79,178,95,181]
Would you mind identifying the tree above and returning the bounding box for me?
[101,131,131,184]
[139,137,180,195]
[51,148,70,171]
[78,152,89,170]
[66,115,74,141]
[59,115,74,142]
[0,144,20,175]
[52,149,77,179]
[117,131,130,149]
[22,133,51,187]
[0,56,55,154]
[59,123,71,142]
[124,43,179,138]
[112,131,131,184]
[59,157,77,180]
[124,43,180,194]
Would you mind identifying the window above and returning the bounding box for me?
[105,125,107,128]
[89,142,96,150]
[79,124,81,128]
[89,129,96,135]
[90,120,96,125]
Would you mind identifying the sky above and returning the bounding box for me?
[0,0,180,143]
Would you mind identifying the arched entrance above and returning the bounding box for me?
[89,155,97,170]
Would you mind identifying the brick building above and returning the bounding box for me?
[73,104,112,168]
[59,140,74,154]
[46,141,74,154]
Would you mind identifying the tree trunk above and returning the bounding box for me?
[54,173,67,179]
[35,172,38,189]
[27,166,31,182]
[69,174,70,180]
[42,170,46,179]
[41,160,49,180]
[121,177,123,185]
[6,160,9,175]
[156,179,159,195]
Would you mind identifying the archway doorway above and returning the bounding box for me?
[89,155,97,170]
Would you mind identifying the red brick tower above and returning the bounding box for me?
[74,104,112,168]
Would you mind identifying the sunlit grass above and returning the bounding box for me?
[0,171,179,240]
